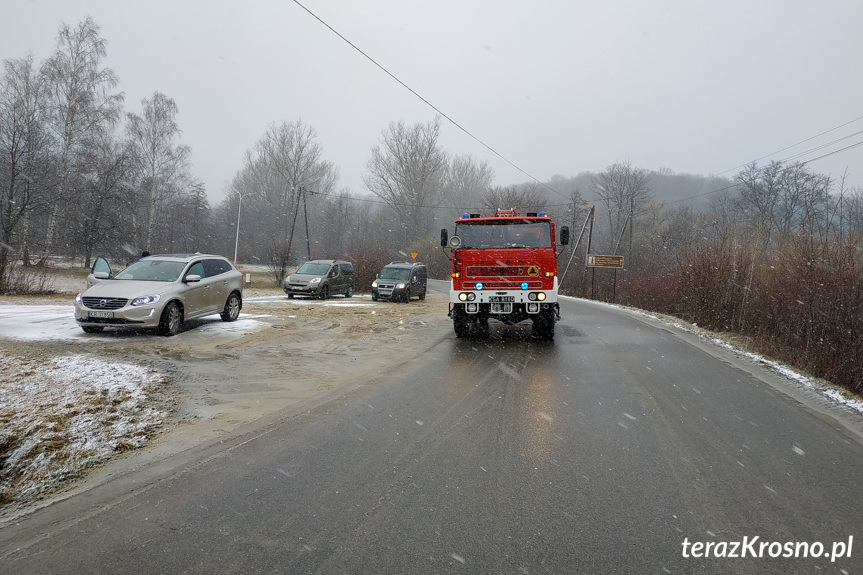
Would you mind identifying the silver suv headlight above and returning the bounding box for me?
[131,294,161,306]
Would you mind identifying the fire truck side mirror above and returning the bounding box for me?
[560,226,570,246]
[440,229,448,247]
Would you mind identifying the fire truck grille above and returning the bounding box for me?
[467,266,535,277]
[463,281,544,290]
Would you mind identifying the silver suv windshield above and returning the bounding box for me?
[114,260,187,282]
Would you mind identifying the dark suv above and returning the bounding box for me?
[371,262,427,303]
[284,260,354,299]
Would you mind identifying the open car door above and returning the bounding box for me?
[86,256,113,288]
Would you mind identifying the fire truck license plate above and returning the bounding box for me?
[489,296,514,302]
[490,303,513,314]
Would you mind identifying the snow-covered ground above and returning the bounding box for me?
[1,354,168,503]
[0,304,270,508]
[0,294,380,510]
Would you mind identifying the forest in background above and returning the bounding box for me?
[2,19,862,395]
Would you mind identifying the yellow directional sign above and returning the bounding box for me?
[411,252,418,260]
[586,254,624,268]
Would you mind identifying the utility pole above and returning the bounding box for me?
[302,186,311,260]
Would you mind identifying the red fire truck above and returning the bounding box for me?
[440,209,569,339]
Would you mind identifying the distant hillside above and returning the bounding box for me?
[515,170,737,209]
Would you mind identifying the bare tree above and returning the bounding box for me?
[224,119,337,283]
[125,92,190,251]
[592,160,651,251]
[0,54,51,287]
[40,17,123,258]
[72,127,132,266]
[363,117,448,243]
[444,153,494,211]
[481,184,548,213]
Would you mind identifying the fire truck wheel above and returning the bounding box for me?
[532,314,555,340]
[453,317,470,338]
[476,318,489,338]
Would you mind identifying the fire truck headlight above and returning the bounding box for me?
[528,292,536,301]
[537,292,547,301]
[521,282,528,290]
[476,283,483,290]
[458,292,468,301]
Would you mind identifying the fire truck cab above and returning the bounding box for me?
[441,209,569,339]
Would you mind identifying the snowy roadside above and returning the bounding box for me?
[0,351,172,506]
[0,287,423,514]
[575,297,863,416]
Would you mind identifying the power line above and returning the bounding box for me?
[291,0,569,201]
[717,115,863,177]
[296,1,861,210]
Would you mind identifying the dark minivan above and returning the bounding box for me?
[371,261,427,302]
[284,259,354,299]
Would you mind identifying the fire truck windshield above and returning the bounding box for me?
[454,220,552,249]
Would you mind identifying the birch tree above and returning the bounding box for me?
[125,91,190,251]
[40,17,123,258]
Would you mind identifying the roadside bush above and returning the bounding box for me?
[618,232,863,394]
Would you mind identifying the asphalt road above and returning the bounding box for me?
[2,283,862,574]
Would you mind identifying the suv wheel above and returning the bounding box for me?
[221,292,241,322]
[319,285,329,300]
[345,285,353,298]
[159,302,182,336]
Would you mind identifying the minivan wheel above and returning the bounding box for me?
[221,292,241,322]
[345,285,353,298]
[319,285,329,300]
[419,289,426,300]
[159,302,182,336]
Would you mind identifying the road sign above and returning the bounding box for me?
[586,254,624,268]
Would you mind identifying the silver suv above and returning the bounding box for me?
[75,254,243,336]
[284,260,354,299]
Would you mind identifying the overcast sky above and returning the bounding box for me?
[3,0,862,205]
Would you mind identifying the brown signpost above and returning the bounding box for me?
[586,254,624,268]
